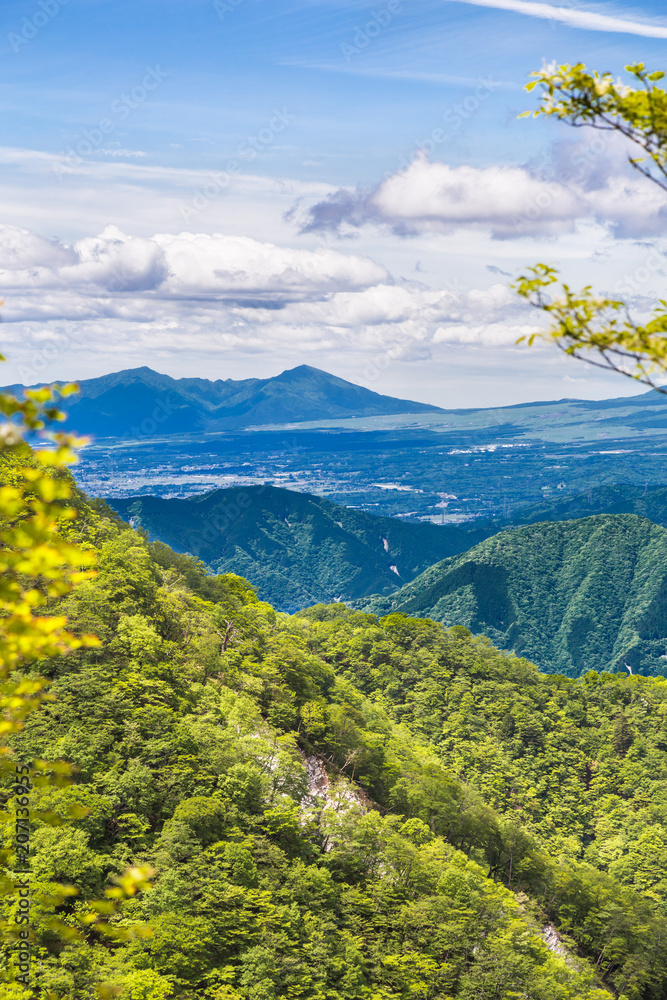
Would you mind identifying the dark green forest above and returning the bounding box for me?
[3,453,667,1000]
[365,514,667,676]
[109,487,489,611]
[108,488,667,676]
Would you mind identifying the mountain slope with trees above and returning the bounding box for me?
[0,487,614,999]
[109,483,667,613]
[109,486,489,610]
[364,514,667,677]
[2,440,667,998]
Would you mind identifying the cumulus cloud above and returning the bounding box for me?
[301,152,667,240]
[156,231,388,297]
[0,222,536,380]
[0,224,390,314]
[0,224,77,270]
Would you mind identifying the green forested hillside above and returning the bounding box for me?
[365,514,667,677]
[109,484,667,626]
[4,469,667,999]
[109,486,487,610]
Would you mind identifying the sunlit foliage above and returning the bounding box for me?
[516,63,667,391]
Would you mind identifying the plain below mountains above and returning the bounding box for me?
[6,365,443,438]
[365,513,667,677]
[109,485,490,612]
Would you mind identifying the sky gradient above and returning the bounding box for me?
[2,0,667,406]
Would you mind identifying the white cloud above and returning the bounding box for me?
[0,224,76,270]
[445,0,667,37]
[155,231,388,296]
[433,320,537,346]
[0,224,388,306]
[302,152,667,239]
[371,160,584,237]
[0,222,537,383]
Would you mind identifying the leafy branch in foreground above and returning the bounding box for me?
[522,62,667,190]
[0,379,99,767]
[0,371,153,988]
[516,62,667,391]
[514,264,667,392]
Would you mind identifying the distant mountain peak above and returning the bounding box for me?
[277,364,324,376]
[5,364,443,438]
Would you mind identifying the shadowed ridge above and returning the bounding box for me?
[108,484,489,612]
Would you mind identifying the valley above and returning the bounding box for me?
[76,417,667,524]
[13,364,665,675]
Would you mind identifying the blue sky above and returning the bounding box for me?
[2,0,667,405]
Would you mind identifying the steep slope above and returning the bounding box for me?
[6,496,667,997]
[300,604,667,997]
[108,485,667,614]
[365,513,667,676]
[110,485,489,610]
[3,364,443,437]
[4,436,667,996]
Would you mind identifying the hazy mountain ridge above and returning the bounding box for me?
[6,365,666,447]
[4,365,444,438]
[109,482,667,615]
[507,483,667,528]
[364,513,667,676]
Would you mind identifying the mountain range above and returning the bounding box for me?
[4,365,443,438]
[109,482,667,605]
[110,485,489,611]
[10,363,667,676]
[109,484,667,675]
[7,365,667,444]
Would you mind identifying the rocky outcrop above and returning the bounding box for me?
[302,753,374,814]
